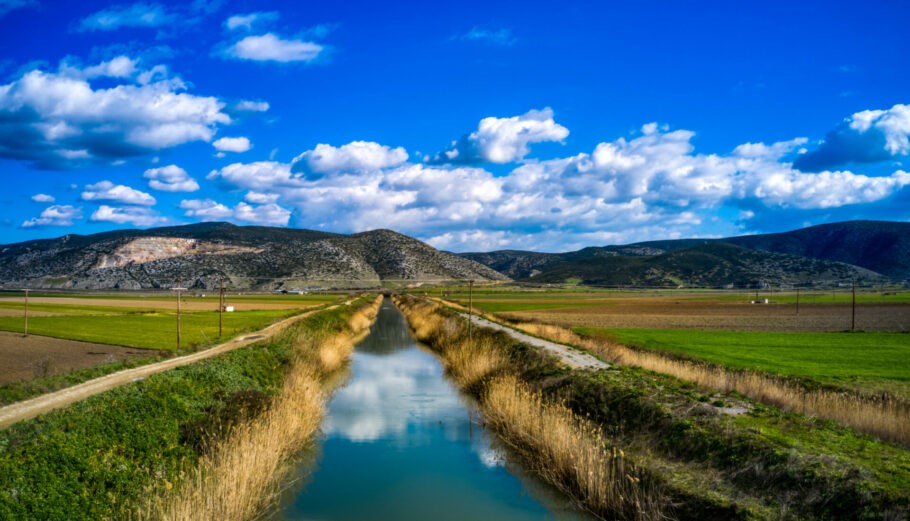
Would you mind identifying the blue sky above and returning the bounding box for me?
[0,0,908,252]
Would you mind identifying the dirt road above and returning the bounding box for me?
[462,313,608,370]
[0,305,332,430]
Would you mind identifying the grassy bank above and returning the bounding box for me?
[138,294,381,520]
[0,295,380,520]
[397,295,910,520]
[394,295,664,521]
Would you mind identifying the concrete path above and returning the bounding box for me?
[462,314,608,370]
[0,304,339,430]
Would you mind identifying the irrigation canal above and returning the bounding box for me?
[271,298,593,520]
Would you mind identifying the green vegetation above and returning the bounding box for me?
[584,328,910,388]
[0,296,375,521]
[0,356,162,406]
[399,295,910,520]
[0,309,299,350]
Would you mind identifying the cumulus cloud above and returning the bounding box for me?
[291,141,408,178]
[144,164,199,192]
[224,33,323,63]
[429,108,569,164]
[90,205,165,226]
[224,11,278,31]
[213,136,252,154]
[78,3,176,32]
[180,198,291,226]
[31,193,55,203]
[82,181,156,206]
[0,64,230,168]
[244,191,279,204]
[21,205,82,228]
[207,161,296,190]
[179,199,232,220]
[794,103,910,171]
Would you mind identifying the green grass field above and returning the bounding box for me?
[0,309,301,351]
[580,327,910,391]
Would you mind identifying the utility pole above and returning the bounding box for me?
[468,279,474,342]
[219,276,225,338]
[23,288,29,337]
[851,279,856,332]
[171,279,187,350]
[795,287,800,316]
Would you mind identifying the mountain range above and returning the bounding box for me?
[0,220,905,290]
[460,220,909,287]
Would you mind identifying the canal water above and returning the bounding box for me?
[272,298,592,520]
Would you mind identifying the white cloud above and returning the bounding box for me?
[207,161,295,190]
[849,104,910,155]
[21,205,82,228]
[233,202,291,226]
[291,141,409,177]
[0,66,230,168]
[224,33,323,63]
[213,136,252,153]
[179,199,232,220]
[430,108,569,164]
[79,3,175,32]
[244,191,279,204]
[795,103,910,171]
[31,193,55,203]
[234,99,270,112]
[180,198,290,226]
[90,205,166,226]
[207,122,910,252]
[224,11,278,31]
[143,164,199,192]
[82,181,156,206]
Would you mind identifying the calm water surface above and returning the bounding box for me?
[273,298,593,521]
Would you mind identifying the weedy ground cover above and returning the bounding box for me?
[401,295,910,520]
[0,296,379,521]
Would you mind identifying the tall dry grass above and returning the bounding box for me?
[394,295,666,521]
[509,320,910,446]
[137,295,382,521]
[485,375,663,521]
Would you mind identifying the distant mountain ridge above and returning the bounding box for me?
[460,220,908,286]
[0,222,507,290]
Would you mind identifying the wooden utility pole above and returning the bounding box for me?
[851,279,856,332]
[219,276,225,337]
[795,287,800,316]
[23,288,29,337]
[468,279,474,342]
[171,279,187,350]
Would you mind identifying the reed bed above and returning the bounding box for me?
[511,320,910,446]
[394,295,666,521]
[137,295,382,521]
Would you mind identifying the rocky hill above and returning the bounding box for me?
[461,220,907,287]
[0,222,508,290]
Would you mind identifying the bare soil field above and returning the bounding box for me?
[0,332,153,385]
[504,298,910,331]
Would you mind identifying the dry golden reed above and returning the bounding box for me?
[394,295,665,521]
[511,317,910,446]
[137,295,382,521]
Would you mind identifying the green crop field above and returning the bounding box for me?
[0,309,300,351]
[580,327,910,392]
